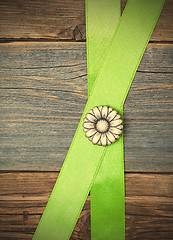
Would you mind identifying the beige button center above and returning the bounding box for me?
[96,119,109,133]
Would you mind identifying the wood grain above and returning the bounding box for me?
[0,171,172,239]
[0,0,172,42]
[0,42,172,171]
[0,2,172,240]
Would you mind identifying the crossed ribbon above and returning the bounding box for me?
[33,0,165,239]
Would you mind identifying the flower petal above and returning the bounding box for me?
[110,119,122,127]
[100,133,107,146]
[106,131,116,143]
[85,113,97,123]
[97,139,102,146]
[117,125,123,129]
[89,109,93,114]
[109,127,122,135]
[114,114,121,120]
[88,135,94,141]
[83,117,89,123]
[93,107,101,119]
[85,128,97,138]
[107,110,117,121]
[101,106,108,118]
[108,107,113,113]
[83,127,88,133]
[114,134,120,139]
[98,105,103,112]
[83,122,95,129]
[92,132,101,144]
[107,138,112,145]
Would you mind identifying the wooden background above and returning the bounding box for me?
[0,0,173,239]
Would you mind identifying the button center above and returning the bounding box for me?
[96,119,109,133]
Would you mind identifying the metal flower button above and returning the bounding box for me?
[83,106,123,146]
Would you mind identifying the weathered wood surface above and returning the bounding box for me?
[0,1,172,240]
[0,42,172,170]
[0,0,172,42]
[0,171,172,240]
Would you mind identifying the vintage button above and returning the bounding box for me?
[83,106,123,147]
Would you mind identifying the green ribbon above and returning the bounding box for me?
[86,1,124,239]
[33,0,165,239]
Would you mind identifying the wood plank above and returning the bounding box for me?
[0,0,172,42]
[0,171,172,239]
[0,42,173,171]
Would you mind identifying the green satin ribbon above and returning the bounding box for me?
[86,1,124,239]
[33,1,165,239]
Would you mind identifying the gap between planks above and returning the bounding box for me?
[0,0,172,42]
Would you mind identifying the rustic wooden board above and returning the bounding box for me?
[0,171,172,239]
[0,0,172,42]
[0,2,172,240]
[0,42,173,171]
